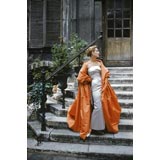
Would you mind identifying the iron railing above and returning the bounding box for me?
[47,34,103,81]
[29,34,103,131]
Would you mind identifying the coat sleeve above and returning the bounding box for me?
[67,62,92,139]
[100,61,110,92]
[100,61,121,133]
[77,63,92,84]
[100,61,110,78]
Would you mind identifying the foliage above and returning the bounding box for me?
[51,42,72,74]
[27,33,88,107]
[28,81,53,106]
[68,33,88,66]
[51,33,88,73]
[27,61,56,106]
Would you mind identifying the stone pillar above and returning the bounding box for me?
[70,0,77,33]
[62,0,70,43]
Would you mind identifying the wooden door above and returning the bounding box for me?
[105,0,133,66]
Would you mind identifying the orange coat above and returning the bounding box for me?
[67,60,121,140]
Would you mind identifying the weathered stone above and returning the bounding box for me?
[27,66,133,159]
[27,138,133,160]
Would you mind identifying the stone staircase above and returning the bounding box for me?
[27,67,133,160]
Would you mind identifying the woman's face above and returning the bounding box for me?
[92,48,100,58]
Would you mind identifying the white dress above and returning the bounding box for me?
[88,65,105,130]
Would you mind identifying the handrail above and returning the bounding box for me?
[47,34,102,81]
[30,34,103,130]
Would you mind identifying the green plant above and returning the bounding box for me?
[68,33,88,66]
[27,34,88,107]
[51,42,72,74]
[28,81,53,105]
[27,61,56,106]
[51,33,88,73]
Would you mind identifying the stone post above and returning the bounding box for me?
[62,0,70,43]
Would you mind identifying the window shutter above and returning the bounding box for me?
[30,0,43,48]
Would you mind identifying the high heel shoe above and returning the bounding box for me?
[79,132,90,142]
[86,132,91,137]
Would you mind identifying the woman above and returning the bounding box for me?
[67,45,121,140]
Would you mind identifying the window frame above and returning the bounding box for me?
[107,0,132,38]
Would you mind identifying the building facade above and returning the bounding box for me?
[27,0,133,66]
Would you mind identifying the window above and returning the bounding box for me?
[108,29,114,37]
[107,0,132,38]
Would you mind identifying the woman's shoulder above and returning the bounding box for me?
[80,61,89,71]
[83,59,103,68]
[83,60,90,67]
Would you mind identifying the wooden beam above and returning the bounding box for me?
[62,0,70,43]
[28,0,31,47]
[91,0,95,41]
[102,0,107,62]
[43,0,47,47]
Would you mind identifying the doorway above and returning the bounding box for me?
[104,0,133,66]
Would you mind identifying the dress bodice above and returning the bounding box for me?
[88,65,101,79]
[88,65,101,91]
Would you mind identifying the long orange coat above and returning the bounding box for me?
[67,60,121,140]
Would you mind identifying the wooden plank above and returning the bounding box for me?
[46,0,61,46]
[30,0,43,48]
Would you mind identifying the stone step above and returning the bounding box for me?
[119,119,133,131]
[115,91,133,99]
[46,98,133,109]
[65,89,133,99]
[66,84,133,97]
[111,84,133,91]
[107,67,133,69]
[118,99,133,108]
[49,129,133,146]
[28,138,133,160]
[40,113,133,131]
[107,67,133,73]
[109,77,133,84]
[67,76,133,85]
[65,88,133,99]
[46,103,133,119]
[109,71,133,74]
[28,121,132,146]
[121,108,133,119]
[110,73,133,78]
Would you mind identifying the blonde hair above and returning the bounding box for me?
[86,45,97,57]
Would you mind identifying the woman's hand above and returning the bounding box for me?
[83,81,91,85]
